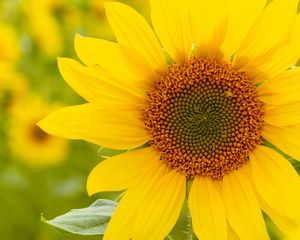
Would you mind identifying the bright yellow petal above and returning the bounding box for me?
[57,58,146,109]
[87,147,161,195]
[255,15,300,80]
[37,103,149,150]
[189,177,227,240]
[258,67,300,105]
[74,34,156,85]
[150,0,192,63]
[103,162,167,240]
[250,146,300,222]
[264,102,300,126]
[190,0,228,58]
[258,194,299,236]
[132,170,186,240]
[104,2,167,73]
[221,166,269,240]
[227,224,240,240]
[234,0,298,74]
[221,0,266,59]
[262,124,300,160]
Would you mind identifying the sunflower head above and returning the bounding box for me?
[9,97,68,167]
[144,57,265,179]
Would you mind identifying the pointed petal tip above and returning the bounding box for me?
[36,116,50,134]
[86,179,97,197]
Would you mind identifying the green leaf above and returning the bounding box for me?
[42,199,117,235]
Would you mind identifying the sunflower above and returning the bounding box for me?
[9,97,68,167]
[0,64,28,112]
[38,0,300,239]
[0,23,20,64]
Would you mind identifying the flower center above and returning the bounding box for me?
[144,57,264,179]
[30,124,49,142]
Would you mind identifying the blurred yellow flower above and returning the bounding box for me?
[81,0,115,40]
[0,23,20,64]
[39,0,300,239]
[0,64,28,111]
[22,0,63,56]
[9,97,68,167]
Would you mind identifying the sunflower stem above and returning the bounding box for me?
[186,208,193,240]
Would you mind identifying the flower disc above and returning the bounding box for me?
[144,58,264,179]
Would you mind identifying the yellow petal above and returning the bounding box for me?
[190,0,228,58]
[132,170,186,240]
[57,58,146,109]
[87,147,161,195]
[262,124,300,160]
[234,0,298,73]
[227,224,240,240]
[250,146,300,222]
[258,194,299,236]
[103,162,167,240]
[264,102,300,126]
[221,0,266,59]
[37,103,149,150]
[255,15,300,80]
[258,67,300,105]
[74,34,156,85]
[104,2,167,73]
[150,0,192,63]
[189,177,227,240]
[221,166,269,240]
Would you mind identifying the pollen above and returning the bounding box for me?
[144,57,264,179]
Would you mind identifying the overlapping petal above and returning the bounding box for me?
[221,0,266,59]
[258,67,300,105]
[254,15,300,81]
[57,57,146,109]
[150,0,192,63]
[104,2,167,73]
[234,0,298,78]
[37,103,149,150]
[103,163,167,240]
[262,124,300,161]
[250,146,300,222]
[221,167,269,240]
[87,147,161,195]
[258,195,299,235]
[227,224,240,240]
[132,170,186,239]
[189,177,227,240]
[74,34,157,86]
[103,166,186,240]
[264,102,300,126]
[190,0,228,58]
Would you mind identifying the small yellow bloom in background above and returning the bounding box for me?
[0,23,20,64]
[0,64,28,111]
[9,97,68,167]
[39,0,300,239]
[22,0,63,57]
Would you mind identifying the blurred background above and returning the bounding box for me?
[0,0,150,239]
